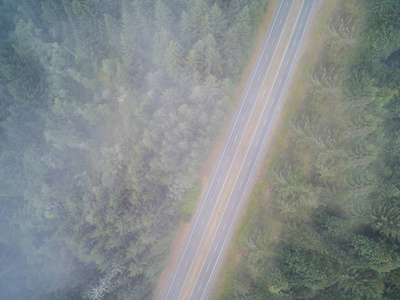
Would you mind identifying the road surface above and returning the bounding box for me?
[162,0,317,299]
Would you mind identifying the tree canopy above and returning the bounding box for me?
[0,0,269,299]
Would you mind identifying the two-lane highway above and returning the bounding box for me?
[161,1,317,299]
[187,1,318,299]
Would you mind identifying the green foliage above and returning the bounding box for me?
[282,245,337,292]
[164,40,184,77]
[370,201,400,240]
[269,267,289,294]
[336,267,382,299]
[0,43,47,106]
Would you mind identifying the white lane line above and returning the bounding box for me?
[218,177,221,184]
[279,19,282,25]
[256,137,260,146]
[286,2,288,7]
[258,74,261,82]
[198,284,202,292]
[293,39,297,46]
[192,240,196,247]
[201,219,204,227]
[234,134,237,142]
[279,78,282,85]
[185,260,188,268]
[176,281,180,288]
[272,36,275,43]
[286,59,289,66]
[206,264,210,273]
[248,159,251,167]
[242,115,245,122]
[264,55,269,63]
[240,180,243,188]
[223,222,227,231]
[226,156,229,163]
[214,242,219,253]
[300,21,303,28]
[264,118,267,126]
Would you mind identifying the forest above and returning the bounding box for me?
[0,0,269,299]
[219,0,400,299]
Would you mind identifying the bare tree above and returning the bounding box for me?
[86,266,124,300]
[0,245,19,279]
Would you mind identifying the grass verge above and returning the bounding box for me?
[181,179,202,222]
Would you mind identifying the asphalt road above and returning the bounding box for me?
[162,1,317,299]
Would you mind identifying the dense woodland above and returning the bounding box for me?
[0,0,269,298]
[220,0,400,299]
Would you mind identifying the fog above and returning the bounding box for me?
[0,0,268,298]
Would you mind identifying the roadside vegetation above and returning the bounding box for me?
[217,0,400,299]
[0,0,270,299]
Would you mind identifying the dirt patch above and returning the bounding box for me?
[152,1,281,299]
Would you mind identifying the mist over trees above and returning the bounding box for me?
[219,0,400,299]
[0,0,269,299]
